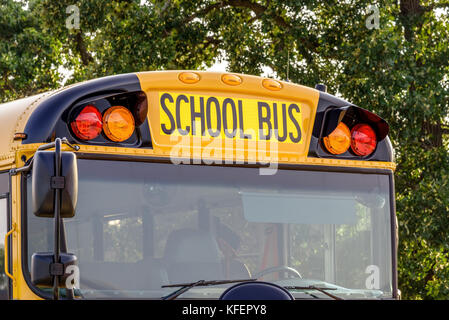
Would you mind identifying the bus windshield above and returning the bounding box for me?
[26,160,393,299]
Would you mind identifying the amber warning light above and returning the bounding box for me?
[323,122,351,155]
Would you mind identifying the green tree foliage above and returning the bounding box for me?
[1,0,449,299]
[0,0,62,102]
[0,248,8,294]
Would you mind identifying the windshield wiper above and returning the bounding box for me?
[284,285,344,300]
[161,278,256,300]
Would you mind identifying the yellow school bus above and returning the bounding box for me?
[0,71,397,300]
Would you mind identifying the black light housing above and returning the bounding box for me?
[66,91,150,147]
[321,106,389,140]
[321,106,390,141]
[310,105,391,161]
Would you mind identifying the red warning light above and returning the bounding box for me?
[351,124,377,156]
[70,105,103,140]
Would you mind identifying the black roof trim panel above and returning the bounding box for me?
[308,91,394,162]
[23,73,141,144]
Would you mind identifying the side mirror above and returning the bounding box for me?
[31,253,78,288]
[30,138,79,299]
[32,150,78,218]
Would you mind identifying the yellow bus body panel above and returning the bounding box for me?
[136,71,319,164]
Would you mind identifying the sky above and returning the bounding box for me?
[205,59,275,78]
[60,57,276,86]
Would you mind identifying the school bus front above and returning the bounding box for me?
[0,71,397,300]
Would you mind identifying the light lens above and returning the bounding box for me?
[103,106,135,142]
[178,72,200,84]
[222,74,242,86]
[323,122,351,155]
[351,124,377,156]
[262,78,282,91]
[71,105,103,140]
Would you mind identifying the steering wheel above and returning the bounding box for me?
[254,266,302,280]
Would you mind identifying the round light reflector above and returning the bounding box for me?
[351,123,377,156]
[323,122,351,155]
[103,106,135,142]
[70,105,103,140]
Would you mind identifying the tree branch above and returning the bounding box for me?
[163,1,319,59]
[180,1,291,29]
[182,2,227,24]
[423,260,436,290]
[222,1,320,53]
[74,31,93,66]
[223,0,291,29]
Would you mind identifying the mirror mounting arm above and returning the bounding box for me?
[10,137,79,176]
[52,138,62,300]
[36,138,80,153]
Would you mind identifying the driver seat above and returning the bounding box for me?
[164,228,225,284]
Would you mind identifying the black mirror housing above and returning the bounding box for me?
[32,151,78,218]
[31,252,78,288]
